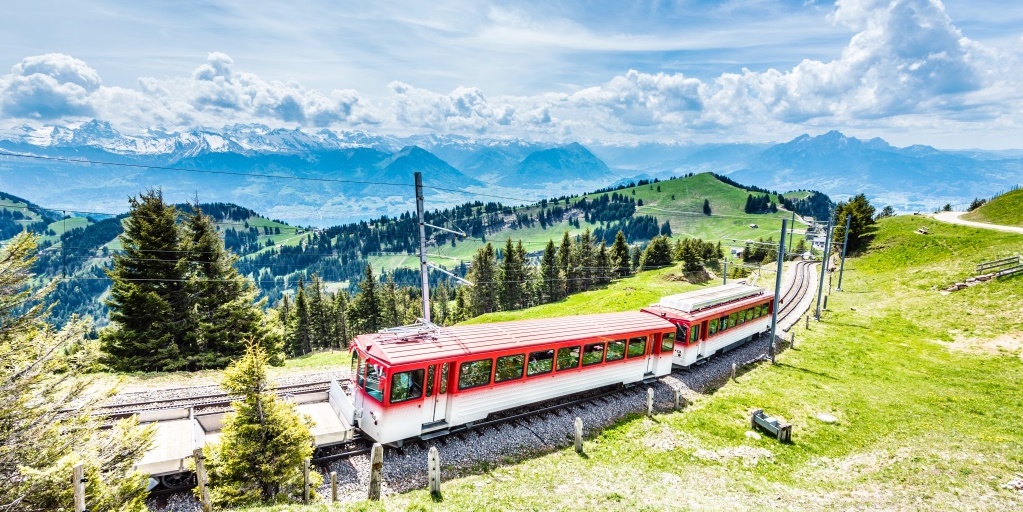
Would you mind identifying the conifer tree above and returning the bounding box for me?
[539,239,560,303]
[611,230,631,278]
[332,291,351,348]
[306,274,331,349]
[467,243,499,316]
[499,238,525,310]
[515,240,533,307]
[575,229,595,291]
[288,279,312,356]
[379,273,400,328]
[205,341,317,506]
[1,233,153,511]
[640,236,674,270]
[558,231,574,295]
[182,206,270,368]
[349,265,381,335]
[595,240,610,285]
[102,189,188,371]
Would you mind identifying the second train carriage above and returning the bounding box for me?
[347,311,678,445]
[641,283,774,367]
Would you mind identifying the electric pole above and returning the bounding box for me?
[415,172,431,323]
[837,213,851,291]
[768,219,787,364]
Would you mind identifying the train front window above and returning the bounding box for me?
[689,324,700,343]
[660,333,675,352]
[582,343,605,366]
[364,363,383,402]
[527,350,554,376]
[458,359,493,390]
[627,336,646,358]
[355,352,366,389]
[390,369,425,404]
[556,346,580,371]
[495,354,525,383]
[606,339,626,361]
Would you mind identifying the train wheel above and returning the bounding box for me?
[159,472,196,490]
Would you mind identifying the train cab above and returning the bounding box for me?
[348,312,677,446]
[642,283,775,367]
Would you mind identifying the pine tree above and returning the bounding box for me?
[332,291,351,348]
[558,231,574,295]
[611,230,631,278]
[102,189,189,371]
[1,233,153,511]
[379,273,400,328]
[679,239,702,271]
[348,265,381,335]
[595,240,610,285]
[640,236,674,270]
[833,194,877,253]
[499,238,525,310]
[205,341,318,507]
[288,279,312,356]
[467,243,499,316]
[181,206,270,369]
[306,274,332,349]
[703,199,712,215]
[575,229,595,291]
[515,240,533,307]
[539,239,560,303]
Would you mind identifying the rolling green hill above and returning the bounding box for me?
[963,187,1023,227]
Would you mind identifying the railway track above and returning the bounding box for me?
[777,260,817,321]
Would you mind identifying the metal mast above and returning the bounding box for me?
[415,172,431,323]
[768,219,787,364]
[814,219,833,320]
[837,214,851,291]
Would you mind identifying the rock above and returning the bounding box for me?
[745,430,762,440]
[816,413,838,423]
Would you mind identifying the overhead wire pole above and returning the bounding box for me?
[788,210,795,250]
[768,219,787,364]
[814,219,833,320]
[837,213,851,291]
[415,172,431,323]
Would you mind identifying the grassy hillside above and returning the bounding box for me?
[963,188,1023,227]
[255,215,1023,510]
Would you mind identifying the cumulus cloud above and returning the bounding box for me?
[0,54,101,118]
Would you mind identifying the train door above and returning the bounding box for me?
[423,362,451,425]
[644,336,655,374]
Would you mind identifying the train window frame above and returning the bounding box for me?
[728,312,738,328]
[458,359,493,390]
[495,354,526,383]
[389,369,425,404]
[626,336,646,358]
[746,308,755,322]
[439,363,449,394]
[364,362,384,402]
[719,316,729,332]
[425,365,435,397]
[353,351,364,389]
[708,318,719,336]
[556,346,581,371]
[689,324,700,343]
[660,332,675,353]
[606,339,626,361]
[527,349,555,376]
[582,343,606,366]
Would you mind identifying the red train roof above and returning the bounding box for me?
[641,291,774,323]
[353,311,676,367]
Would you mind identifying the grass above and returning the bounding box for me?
[963,188,1023,227]
[247,214,1023,510]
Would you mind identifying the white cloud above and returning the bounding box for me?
[0,54,101,118]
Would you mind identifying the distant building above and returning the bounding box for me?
[730,247,743,258]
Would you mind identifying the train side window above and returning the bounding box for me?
[439,363,449,394]
[458,359,492,390]
[354,352,365,388]
[364,363,383,402]
[752,305,761,318]
[708,318,719,336]
[527,350,555,376]
[582,343,605,365]
[495,354,526,383]
[606,339,626,361]
[737,310,746,325]
[627,336,646,358]
[719,316,729,332]
[746,308,755,322]
[390,369,425,404]
[689,325,700,343]
[556,346,581,371]
[425,365,435,397]
[728,312,738,328]
[660,332,675,353]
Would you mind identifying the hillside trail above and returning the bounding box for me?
[933,211,1023,235]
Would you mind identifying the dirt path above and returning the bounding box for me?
[934,211,1023,234]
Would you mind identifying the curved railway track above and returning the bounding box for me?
[777,260,817,321]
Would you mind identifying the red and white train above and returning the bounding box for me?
[344,283,773,445]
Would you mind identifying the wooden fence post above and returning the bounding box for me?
[806,315,810,329]
[428,446,441,497]
[646,388,654,416]
[368,443,383,501]
[731,362,737,380]
[72,463,85,512]
[303,457,311,504]
[574,417,583,453]
[192,448,212,512]
[790,332,795,348]
[330,471,338,502]
[673,389,682,411]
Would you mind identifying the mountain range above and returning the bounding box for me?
[0,121,1019,224]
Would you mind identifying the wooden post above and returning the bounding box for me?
[72,463,85,512]
[368,443,383,501]
[646,388,654,416]
[330,471,338,503]
[428,446,441,496]
[790,332,795,349]
[303,457,311,504]
[731,362,737,380]
[673,389,682,411]
[574,417,583,453]
[193,448,212,512]
[806,315,810,329]
[823,295,828,310]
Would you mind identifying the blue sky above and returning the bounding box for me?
[1,0,1021,148]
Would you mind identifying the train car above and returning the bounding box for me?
[641,283,774,367]
[346,311,678,445]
